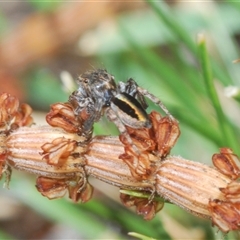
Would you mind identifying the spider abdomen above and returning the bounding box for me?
[111,92,151,129]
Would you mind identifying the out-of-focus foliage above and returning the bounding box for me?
[0,1,240,239]
[28,1,60,12]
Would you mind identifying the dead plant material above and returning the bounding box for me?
[1,93,240,232]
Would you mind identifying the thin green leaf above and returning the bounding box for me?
[145,0,196,53]
[27,1,60,12]
[119,23,200,116]
[172,106,222,146]
[0,230,13,240]
[10,178,120,239]
[6,175,171,239]
[118,24,223,146]
[145,0,232,85]
[197,34,239,153]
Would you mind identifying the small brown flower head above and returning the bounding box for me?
[42,103,92,200]
[212,148,240,180]
[149,112,180,158]
[36,176,70,199]
[5,125,92,203]
[0,151,7,180]
[0,93,33,131]
[0,93,19,128]
[120,192,164,220]
[46,102,81,134]
[36,175,93,203]
[68,180,93,203]
[0,93,33,186]
[41,137,78,166]
[119,111,180,181]
[209,199,240,232]
[118,111,240,233]
[14,103,33,128]
[208,148,240,232]
[117,111,180,219]
[155,148,240,233]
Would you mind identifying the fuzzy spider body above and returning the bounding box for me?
[69,69,151,140]
[69,69,173,143]
[111,92,151,128]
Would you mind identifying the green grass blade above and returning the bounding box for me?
[197,34,239,152]
[10,178,120,239]
[226,1,240,11]
[145,0,196,53]
[145,0,233,85]
[119,24,224,145]
[6,175,171,239]
[172,106,222,146]
[0,230,13,240]
[119,24,199,115]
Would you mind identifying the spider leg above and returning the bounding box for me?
[76,170,88,193]
[137,86,175,120]
[69,92,104,142]
[105,108,140,155]
[2,164,12,189]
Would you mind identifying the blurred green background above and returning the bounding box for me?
[0,1,240,239]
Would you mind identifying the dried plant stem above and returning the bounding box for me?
[87,135,230,220]
[4,126,231,220]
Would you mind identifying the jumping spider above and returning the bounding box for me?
[69,69,173,147]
